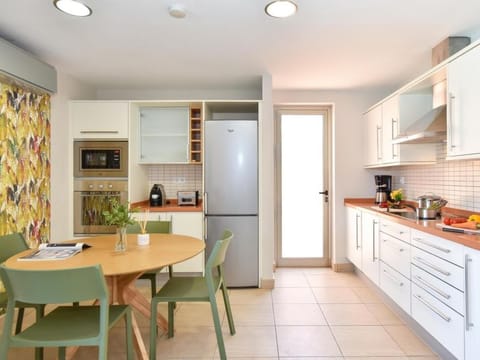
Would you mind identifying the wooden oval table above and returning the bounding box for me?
[5,233,205,360]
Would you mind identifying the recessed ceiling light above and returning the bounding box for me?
[168,4,187,18]
[53,0,92,17]
[265,0,297,18]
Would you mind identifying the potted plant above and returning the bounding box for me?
[102,199,136,251]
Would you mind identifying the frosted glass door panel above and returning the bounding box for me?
[139,107,189,163]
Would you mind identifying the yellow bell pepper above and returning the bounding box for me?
[468,214,480,223]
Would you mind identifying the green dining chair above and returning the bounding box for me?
[127,220,173,296]
[149,230,235,360]
[0,233,45,334]
[0,264,133,360]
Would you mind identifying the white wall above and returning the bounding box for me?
[50,72,95,241]
[272,89,388,264]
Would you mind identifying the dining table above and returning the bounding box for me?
[4,233,205,360]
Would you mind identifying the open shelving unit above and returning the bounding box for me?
[189,104,202,163]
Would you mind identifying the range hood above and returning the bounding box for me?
[392,105,446,144]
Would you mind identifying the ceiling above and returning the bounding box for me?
[1,0,480,93]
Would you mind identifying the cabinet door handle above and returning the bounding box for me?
[372,220,378,262]
[203,192,208,214]
[414,294,451,322]
[79,130,120,134]
[355,214,361,250]
[413,237,451,254]
[376,126,382,160]
[413,275,451,300]
[383,269,404,287]
[465,254,474,331]
[448,93,456,150]
[413,256,451,276]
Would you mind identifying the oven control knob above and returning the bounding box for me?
[108,184,113,189]
[98,184,104,189]
[88,184,94,189]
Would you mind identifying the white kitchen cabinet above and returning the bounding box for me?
[447,44,480,159]
[380,261,411,314]
[132,211,204,273]
[364,105,383,167]
[70,101,129,139]
[381,96,397,164]
[346,207,362,269]
[138,106,190,163]
[464,247,480,360]
[361,211,380,284]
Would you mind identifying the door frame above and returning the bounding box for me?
[274,104,333,267]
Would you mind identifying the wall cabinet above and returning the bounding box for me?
[447,44,480,159]
[361,211,380,284]
[346,207,362,269]
[70,101,129,139]
[138,106,190,163]
[364,106,383,167]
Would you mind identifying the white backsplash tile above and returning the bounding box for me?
[147,164,202,199]
[391,143,480,212]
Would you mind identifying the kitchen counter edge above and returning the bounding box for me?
[131,200,203,213]
[344,198,480,251]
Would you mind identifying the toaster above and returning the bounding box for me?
[177,191,199,206]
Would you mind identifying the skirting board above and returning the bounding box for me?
[260,278,275,289]
[332,262,354,272]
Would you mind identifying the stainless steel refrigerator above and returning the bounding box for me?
[204,120,258,287]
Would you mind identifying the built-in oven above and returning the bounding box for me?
[74,140,128,178]
[73,179,128,235]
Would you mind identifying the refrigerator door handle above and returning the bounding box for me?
[204,216,208,241]
[204,192,208,214]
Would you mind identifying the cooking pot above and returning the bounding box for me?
[416,194,446,209]
[416,208,440,220]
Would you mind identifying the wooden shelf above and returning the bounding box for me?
[190,105,202,164]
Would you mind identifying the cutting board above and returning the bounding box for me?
[436,223,480,235]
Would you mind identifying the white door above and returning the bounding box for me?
[275,107,330,267]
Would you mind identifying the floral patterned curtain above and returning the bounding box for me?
[0,82,51,248]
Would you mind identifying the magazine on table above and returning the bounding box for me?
[18,243,91,261]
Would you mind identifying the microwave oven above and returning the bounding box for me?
[74,141,128,178]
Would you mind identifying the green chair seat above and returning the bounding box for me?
[0,264,133,360]
[149,230,235,360]
[127,220,172,297]
[0,233,45,334]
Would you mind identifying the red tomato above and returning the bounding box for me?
[451,217,468,224]
[443,217,452,225]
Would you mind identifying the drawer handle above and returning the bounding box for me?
[383,238,406,252]
[414,275,451,300]
[382,269,404,287]
[413,237,451,254]
[414,294,451,323]
[465,254,474,331]
[79,130,120,134]
[413,256,451,276]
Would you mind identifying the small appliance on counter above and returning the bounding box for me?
[374,175,392,204]
[177,191,199,206]
[149,184,166,207]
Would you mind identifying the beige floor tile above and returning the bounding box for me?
[385,325,437,356]
[344,357,408,360]
[276,325,341,357]
[217,325,277,358]
[282,358,343,360]
[228,288,272,305]
[154,325,218,359]
[365,303,404,325]
[230,303,274,326]
[274,271,310,287]
[273,303,327,325]
[272,287,316,304]
[351,286,384,303]
[311,287,362,303]
[173,302,226,327]
[320,303,380,325]
[307,273,367,287]
[332,325,405,357]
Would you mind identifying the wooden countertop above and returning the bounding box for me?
[131,199,203,213]
[345,198,480,251]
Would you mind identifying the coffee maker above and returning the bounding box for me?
[149,184,166,207]
[374,175,392,204]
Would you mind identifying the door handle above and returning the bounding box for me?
[319,190,328,195]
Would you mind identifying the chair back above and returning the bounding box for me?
[0,233,29,264]
[0,264,108,305]
[206,230,233,271]
[126,220,171,234]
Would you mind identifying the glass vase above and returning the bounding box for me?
[115,227,127,252]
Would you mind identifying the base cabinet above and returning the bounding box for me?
[133,211,204,273]
[361,212,380,284]
[464,248,480,360]
[346,207,362,269]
